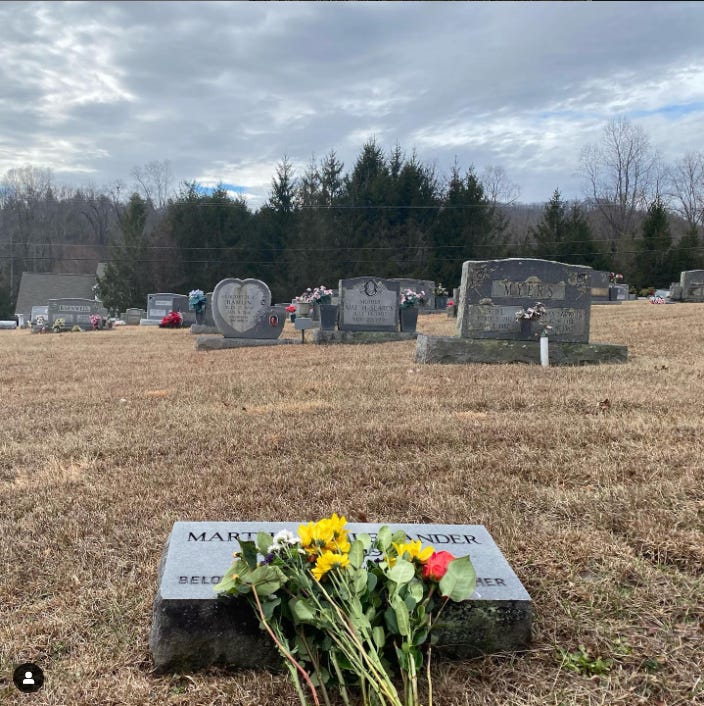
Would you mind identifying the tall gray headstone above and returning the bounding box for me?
[338,277,400,332]
[680,270,704,302]
[591,271,611,302]
[143,293,192,325]
[210,278,285,339]
[457,258,592,343]
[150,520,531,672]
[389,278,435,310]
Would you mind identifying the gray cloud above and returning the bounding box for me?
[1,1,703,205]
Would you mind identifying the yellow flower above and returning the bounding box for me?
[389,540,435,566]
[311,551,350,582]
[299,514,350,556]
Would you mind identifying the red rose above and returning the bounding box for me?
[422,550,455,581]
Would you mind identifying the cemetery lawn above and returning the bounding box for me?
[1,301,702,706]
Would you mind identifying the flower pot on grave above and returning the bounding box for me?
[435,295,448,310]
[399,306,419,333]
[519,318,533,338]
[297,302,312,317]
[195,309,205,325]
[317,304,338,331]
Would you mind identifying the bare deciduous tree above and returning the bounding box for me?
[580,117,657,253]
[666,151,704,234]
[481,165,521,205]
[130,160,173,208]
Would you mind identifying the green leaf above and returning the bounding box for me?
[391,529,408,545]
[377,526,392,552]
[356,533,372,552]
[212,574,237,594]
[256,532,273,556]
[366,572,378,593]
[392,594,411,637]
[349,539,365,569]
[438,556,477,601]
[250,565,287,596]
[261,595,281,620]
[413,627,429,646]
[384,605,399,635]
[352,567,368,595]
[372,626,385,651]
[388,558,415,587]
[289,597,318,625]
[239,540,259,570]
[407,578,424,604]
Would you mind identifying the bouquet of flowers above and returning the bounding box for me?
[309,285,333,306]
[188,289,207,312]
[515,302,546,321]
[52,317,66,333]
[400,289,425,309]
[159,311,183,328]
[295,288,314,305]
[215,514,476,706]
[285,304,297,322]
[90,313,102,330]
[609,272,623,284]
[433,283,448,297]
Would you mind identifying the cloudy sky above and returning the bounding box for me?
[1,1,703,207]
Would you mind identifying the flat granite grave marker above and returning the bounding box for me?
[150,521,531,672]
[195,278,296,350]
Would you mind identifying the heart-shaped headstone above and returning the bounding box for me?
[211,278,277,338]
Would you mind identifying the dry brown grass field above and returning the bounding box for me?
[1,301,703,706]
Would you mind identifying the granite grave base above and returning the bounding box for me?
[150,521,531,672]
[190,324,221,335]
[312,330,418,344]
[139,319,161,327]
[415,334,628,365]
[195,336,300,350]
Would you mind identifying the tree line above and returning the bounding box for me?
[1,118,703,317]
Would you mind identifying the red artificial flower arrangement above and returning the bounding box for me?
[159,311,183,328]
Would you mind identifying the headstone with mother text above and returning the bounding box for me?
[149,520,531,672]
[338,277,400,332]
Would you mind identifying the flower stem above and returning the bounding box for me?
[251,586,320,706]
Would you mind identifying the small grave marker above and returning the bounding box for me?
[150,521,531,672]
